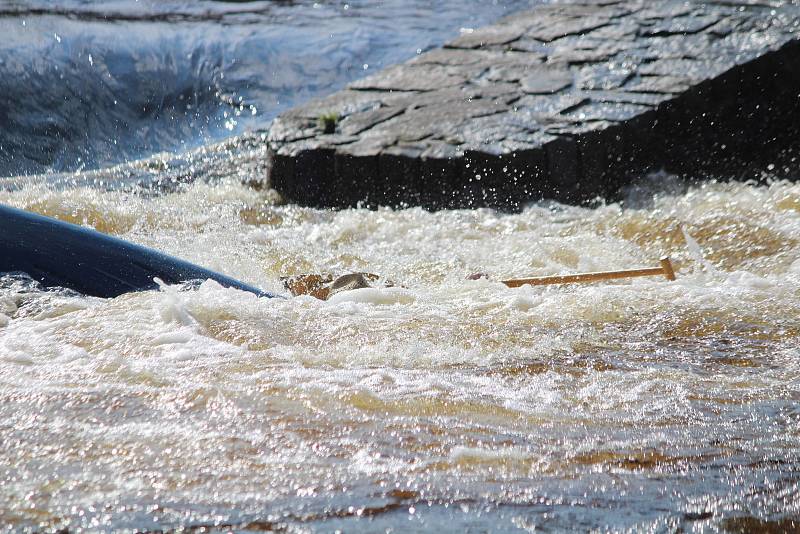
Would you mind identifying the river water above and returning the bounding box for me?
[2,2,800,533]
[0,0,531,176]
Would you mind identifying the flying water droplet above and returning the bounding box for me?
[681,226,717,273]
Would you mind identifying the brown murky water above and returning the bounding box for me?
[1,162,799,532]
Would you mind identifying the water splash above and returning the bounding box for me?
[681,226,718,274]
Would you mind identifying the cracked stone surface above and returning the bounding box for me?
[268,0,800,210]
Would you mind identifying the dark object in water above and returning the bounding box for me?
[0,203,273,299]
[327,272,374,298]
[282,272,387,300]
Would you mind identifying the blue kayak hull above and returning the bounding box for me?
[0,203,273,298]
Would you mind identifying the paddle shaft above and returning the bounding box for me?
[501,256,676,288]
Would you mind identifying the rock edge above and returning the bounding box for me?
[268,0,800,210]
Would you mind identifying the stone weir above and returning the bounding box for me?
[267,0,800,210]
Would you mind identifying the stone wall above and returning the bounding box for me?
[268,0,800,210]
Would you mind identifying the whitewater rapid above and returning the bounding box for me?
[1,174,799,532]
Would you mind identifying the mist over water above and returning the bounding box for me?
[2,0,800,532]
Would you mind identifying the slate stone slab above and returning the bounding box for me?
[267,0,800,210]
[521,68,574,94]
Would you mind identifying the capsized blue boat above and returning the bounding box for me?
[0,203,274,298]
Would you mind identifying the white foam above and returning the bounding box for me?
[2,178,799,528]
[449,446,532,464]
[325,287,415,306]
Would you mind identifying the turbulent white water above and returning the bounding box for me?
[1,174,800,532]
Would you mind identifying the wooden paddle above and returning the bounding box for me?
[501,256,676,288]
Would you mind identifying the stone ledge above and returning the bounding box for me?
[267,0,800,210]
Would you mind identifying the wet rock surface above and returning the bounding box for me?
[267,0,800,210]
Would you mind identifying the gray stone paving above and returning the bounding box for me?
[267,0,800,210]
